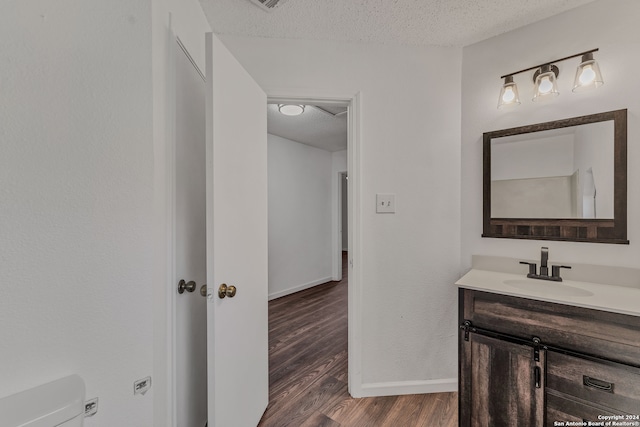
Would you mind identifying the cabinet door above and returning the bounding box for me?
[460,332,544,427]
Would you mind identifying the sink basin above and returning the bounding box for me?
[503,279,594,297]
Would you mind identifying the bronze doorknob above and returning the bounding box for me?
[200,284,207,297]
[178,279,196,294]
[218,284,237,299]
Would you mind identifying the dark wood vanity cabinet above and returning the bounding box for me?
[460,332,544,426]
[545,350,640,423]
[458,288,640,427]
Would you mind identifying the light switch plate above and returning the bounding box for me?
[376,194,395,213]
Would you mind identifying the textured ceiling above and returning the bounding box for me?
[267,104,348,152]
[209,0,595,153]
[200,0,595,47]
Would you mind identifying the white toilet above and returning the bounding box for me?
[0,375,86,427]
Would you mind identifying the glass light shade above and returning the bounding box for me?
[573,53,603,92]
[498,76,521,109]
[278,104,305,116]
[532,65,559,102]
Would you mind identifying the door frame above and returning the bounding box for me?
[332,170,348,282]
[164,22,179,427]
[163,21,208,426]
[173,35,208,427]
[267,92,363,396]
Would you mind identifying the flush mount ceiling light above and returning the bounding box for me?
[497,48,603,109]
[278,104,305,116]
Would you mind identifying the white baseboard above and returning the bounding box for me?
[356,378,457,398]
[268,276,334,301]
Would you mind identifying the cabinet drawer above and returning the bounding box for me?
[461,289,640,366]
[547,351,640,414]
[546,392,624,424]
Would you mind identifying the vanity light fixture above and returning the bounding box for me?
[278,104,305,116]
[532,64,560,102]
[497,48,603,108]
[573,52,604,92]
[497,75,521,108]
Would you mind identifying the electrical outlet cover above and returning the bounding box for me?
[84,398,98,417]
[134,377,152,395]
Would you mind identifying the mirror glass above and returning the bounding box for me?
[491,121,614,219]
[482,109,627,244]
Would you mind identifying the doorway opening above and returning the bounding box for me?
[261,96,358,421]
[267,89,363,397]
[265,101,348,299]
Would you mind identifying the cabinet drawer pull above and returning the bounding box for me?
[583,375,614,393]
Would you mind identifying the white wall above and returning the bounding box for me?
[268,134,333,299]
[0,1,209,426]
[0,1,154,425]
[462,0,640,270]
[491,134,575,180]
[332,150,347,175]
[221,36,462,390]
[574,121,615,218]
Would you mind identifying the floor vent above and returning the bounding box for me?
[248,0,289,12]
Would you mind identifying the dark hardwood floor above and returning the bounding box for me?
[258,253,458,427]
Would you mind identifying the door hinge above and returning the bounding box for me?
[532,336,541,362]
[460,320,473,341]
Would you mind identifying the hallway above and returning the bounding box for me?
[258,253,457,427]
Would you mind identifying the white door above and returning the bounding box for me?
[204,32,269,427]
[175,41,208,427]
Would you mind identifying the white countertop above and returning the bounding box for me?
[456,268,640,317]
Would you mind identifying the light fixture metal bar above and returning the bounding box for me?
[500,48,599,79]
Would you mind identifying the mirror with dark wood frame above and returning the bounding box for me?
[483,109,628,244]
